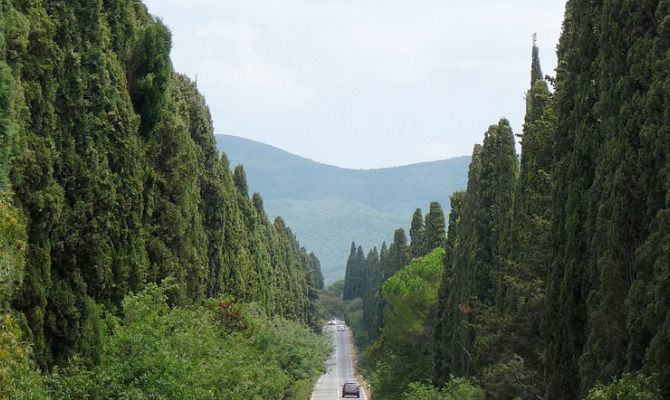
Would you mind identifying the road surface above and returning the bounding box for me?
[311,323,366,399]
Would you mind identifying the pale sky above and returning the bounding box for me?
[143,1,566,169]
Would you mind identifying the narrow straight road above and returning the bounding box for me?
[311,323,366,400]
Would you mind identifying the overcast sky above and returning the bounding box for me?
[143,1,567,169]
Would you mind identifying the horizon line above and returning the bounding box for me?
[216,133,471,172]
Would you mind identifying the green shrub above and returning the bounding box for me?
[0,314,49,400]
[401,377,484,400]
[47,284,329,399]
[585,373,661,400]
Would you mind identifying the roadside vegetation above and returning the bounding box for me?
[1,1,327,397]
[2,284,329,400]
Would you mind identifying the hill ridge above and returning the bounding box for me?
[215,134,470,283]
[220,134,470,172]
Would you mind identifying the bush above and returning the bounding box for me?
[0,314,49,400]
[401,377,484,400]
[585,373,661,400]
[47,284,330,400]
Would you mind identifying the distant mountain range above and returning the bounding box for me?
[215,134,470,284]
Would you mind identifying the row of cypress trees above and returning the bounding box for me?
[346,2,670,398]
[0,0,323,369]
[342,201,446,347]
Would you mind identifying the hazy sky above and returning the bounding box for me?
[143,1,567,169]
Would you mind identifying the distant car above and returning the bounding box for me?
[342,381,360,398]
[337,325,345,331]
[328,319,336,325]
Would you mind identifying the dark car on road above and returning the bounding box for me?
[342,381,360,398]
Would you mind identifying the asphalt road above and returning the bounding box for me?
[311,323,366,400]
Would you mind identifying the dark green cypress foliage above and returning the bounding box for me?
[433,191,464,387]
[3,0,324,368]
[545,2,670,398]
[128,17,171,136]
[233,164,249,198]
[436,119,517,382]
[423,201,447,252]
[544,3,601,398]
[342,242,365,301]
[530,33,544,89]
[309,252,324,290]
[0,19,27,310]
[629,3,670,395]
[475,39,555,400]
[144,72,210,305]
[200,147,229,299]
[8,1,64,366]
[438,145,482,379]
[371,241,389,339]
[343,242,357,301]
[387,228,410,280]
[0,54,14,193]
[577,1,653,392]
[409,208,425,258]
[362,247,380,344]
[478,120,518,299]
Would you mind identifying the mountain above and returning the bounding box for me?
[215,134,470,284]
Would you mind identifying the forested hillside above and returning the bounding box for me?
[342,3,670,398]
[0,1,326,398]
[215,134,470,284]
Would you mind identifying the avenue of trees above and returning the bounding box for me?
[0,0,326,398]
[343,2,670,398]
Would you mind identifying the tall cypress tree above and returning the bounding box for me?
[362,247,380,344]
[409,208,425,258]
[387,228,410,280]
[436,119,518,382]
[475,39,556,400]
[0,53,14,193]
[433,191,464,386]
[354,245,366,299]
[545,2,608,398]
[437,144,483,378]
[423,201,447,252]
[371,241,389,339]
[343,242,357,301]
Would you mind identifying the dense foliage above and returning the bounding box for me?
[367,248,445,399]
[400,379,484,400]
[432,15,670,397]
[344,5,670,397]
[0,0,325,395]
[2,285,330,400]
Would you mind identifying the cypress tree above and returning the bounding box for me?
[0,55,14,193]
[354,245,366,299]
[371,241,389,339]
[409,208,425,258]
[433,191,464,386]
[475,39,555,400]
[545,2,611,398]
[233,164,249,198]
[129,17,172,136]
[423,201,447,252]
[387,228,410,280]
[436,119,518,382]
[438,144,482,379]
[343,242,357,301]
[362,247,380,344]
[0,31,26,310]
